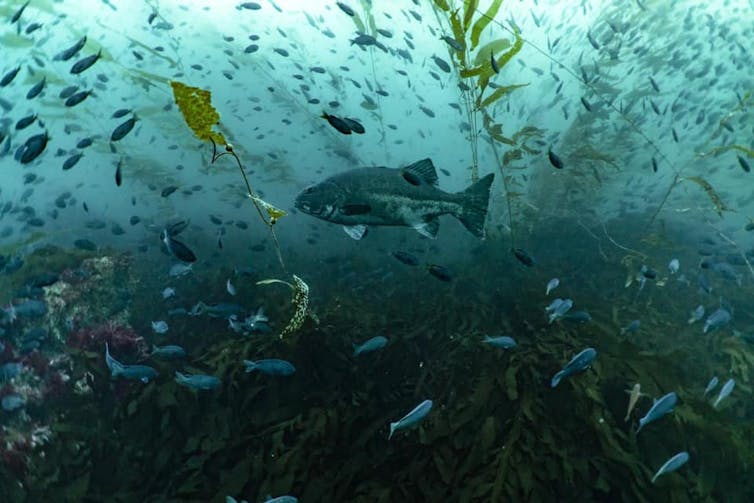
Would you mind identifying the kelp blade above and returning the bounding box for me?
[470,0,504,49]
[685,176,730,217]
[170,81,226,145]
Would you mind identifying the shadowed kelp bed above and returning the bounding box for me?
[2,215,753,502]
[0,0,753,500]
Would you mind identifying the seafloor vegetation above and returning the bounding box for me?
[2,215,753,503]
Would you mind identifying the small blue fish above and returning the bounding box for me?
[151,320,169,334]
[651,451,689,483]
[688,305,705,324]
[550,347,596,387]
[712,378,735,408]
[703,308,731,334]
[105,343,158,383]
[161,287,176,299]
[668,258,679,274]
[353,336,388,356]
[545,278,559,295]
[547,298,573,324]
[481,335,516,349]
[389,399,433,439]
[175,371,221,390]
[621,319,641,336]
[243,359,296,376]
[636,391,676,433]
[703,376,718,396]
[264,496,298,503]
[152,344,186,359]
[1,393,25,411]
[0,362,22,381]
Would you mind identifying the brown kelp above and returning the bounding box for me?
[169,80,309,340]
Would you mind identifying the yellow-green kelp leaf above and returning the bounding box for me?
[170,81,226,145]
[250,196,287,223]
[470,0,504,49]
[684,176,731,217]
[463,0,479,30]
[433,0,451,11]
[476,83,529,109]
[700,144,754,159]
[450,10,466,68]
[256,275,309,339]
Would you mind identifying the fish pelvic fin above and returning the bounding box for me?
[456,173,494,238]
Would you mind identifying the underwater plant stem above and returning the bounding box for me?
[701,215,754,280]
[464,6,685,230]
[211,139,288,273]
[367,49,389,161]
[576,220,608,261]
[488,139,515,245]
[600,222,647,260]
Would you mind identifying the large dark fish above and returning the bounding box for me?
[294,158,494,240]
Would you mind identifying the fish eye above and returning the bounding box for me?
[304,187,314,194]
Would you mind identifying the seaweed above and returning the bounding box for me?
[683,176,731,217]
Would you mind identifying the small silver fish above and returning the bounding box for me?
[688,305,705,324]
[481,335,516,349]
[651,451,689,483]
[668,258,680,274]
[389,399,433,439]
[545,278,560,295]
[636,392,676,433]
[624,383,645,421]
[226,278,236,296]
[703,376,718,396]
[161,287,176,299]
[151,320,168,334]
[713,378,735,408]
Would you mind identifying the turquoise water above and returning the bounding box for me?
[1,0,753,501]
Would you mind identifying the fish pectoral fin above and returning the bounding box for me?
[413,218,439,239]
[343,225,368,240]
[402,158,439,186]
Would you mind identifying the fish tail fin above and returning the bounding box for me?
[388,422,398,440]
[457,173,494,238]
[174,371,185,384]
[550,371,564,388]
[243,360,257,373]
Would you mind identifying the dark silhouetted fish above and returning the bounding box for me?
[19,132,49,164]
[0,66,21,87]
[54,36,87,61]
[111,117,136,141]
[26,77,45,99]
[70,49,102,74]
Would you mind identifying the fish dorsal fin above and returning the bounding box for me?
[403,158,439,186]
[414,217,439,239]
[343,224,368,240]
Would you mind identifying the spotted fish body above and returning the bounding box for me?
[295,159,494,240]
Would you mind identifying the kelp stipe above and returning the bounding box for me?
[170,80,309,339]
